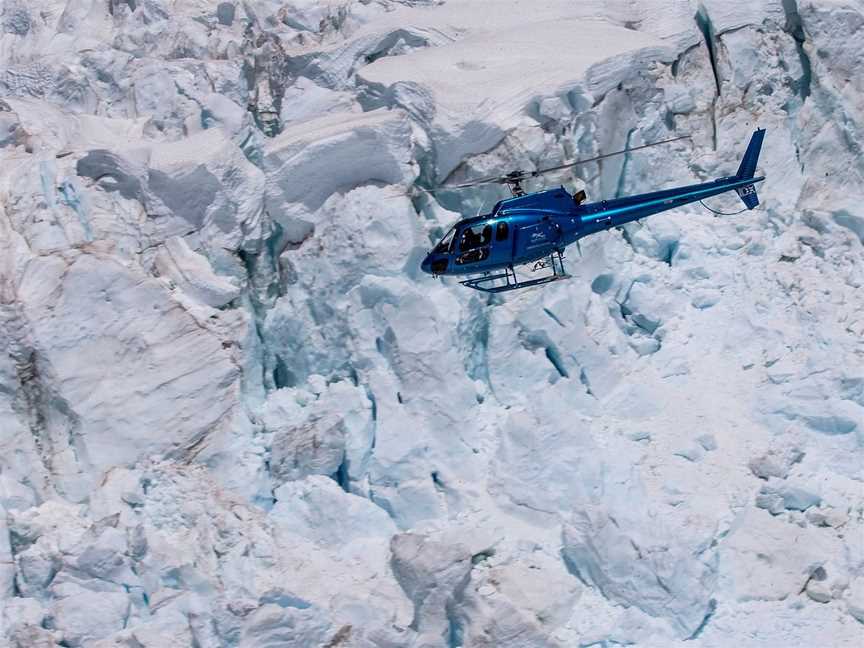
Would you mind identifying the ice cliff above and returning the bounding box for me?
[0,1,862,646]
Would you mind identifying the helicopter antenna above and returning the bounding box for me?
[474,200,487,218]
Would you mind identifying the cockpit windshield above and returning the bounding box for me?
[433,226,456,254]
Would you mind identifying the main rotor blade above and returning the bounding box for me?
[440,133,692,190]
[382,186,446,200]
[527,134,692,179]
[446,174,510,189]
[387,133,692,199]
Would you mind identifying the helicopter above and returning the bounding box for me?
[420,129,765,292]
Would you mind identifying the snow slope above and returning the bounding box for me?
[0,1,862,646]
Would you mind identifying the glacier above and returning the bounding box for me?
[0,0,862,646]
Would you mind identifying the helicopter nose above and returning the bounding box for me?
[421,255,448,275]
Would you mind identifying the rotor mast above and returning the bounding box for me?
[503,171,527,196]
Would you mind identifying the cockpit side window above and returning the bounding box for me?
[434,227,456,254]
[459,224,492,251]
[496,221,509,241]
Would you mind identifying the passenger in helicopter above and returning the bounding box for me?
[456,247,490,265]
[459,223,492,250]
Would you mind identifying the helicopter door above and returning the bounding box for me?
[515,218,560,260]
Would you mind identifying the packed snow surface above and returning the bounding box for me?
[1,1,863,646]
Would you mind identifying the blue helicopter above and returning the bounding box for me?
[420,129,765,292]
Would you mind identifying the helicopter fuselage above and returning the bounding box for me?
[420,173,765,278]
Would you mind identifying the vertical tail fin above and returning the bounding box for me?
[735,128,765,209]
[736,128,765,180]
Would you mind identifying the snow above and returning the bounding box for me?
[1,0,863,646]
[358,13,671,179]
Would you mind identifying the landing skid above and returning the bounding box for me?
[460,250,570,293]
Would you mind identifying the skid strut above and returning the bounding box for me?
[460,250,569,293]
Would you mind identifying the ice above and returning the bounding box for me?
[272,475,397,547]
[1,0,864,646]
[154,236,241,308]
[12,250,244,501]
[260,380,374,487]
[51,584,131,646]
[847,578,864,623]
[262,109,415,240]
[238,603,332,648]
[717,508,844,603]
[357,5,672,180]
[390,533,472,645]
[562,504,717,639]
[279,77,361,126]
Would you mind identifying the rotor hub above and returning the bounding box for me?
[503,170,527,196]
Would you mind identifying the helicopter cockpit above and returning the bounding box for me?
[423,219,496,274]
[433,226,457,254]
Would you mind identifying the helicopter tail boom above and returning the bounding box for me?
[734,128,765,209]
